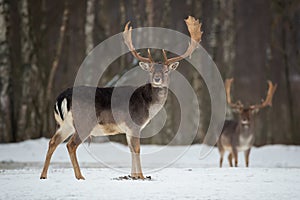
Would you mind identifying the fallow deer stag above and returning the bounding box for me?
[40,16,202,180]
[217,78,277,168]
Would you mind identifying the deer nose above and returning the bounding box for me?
[154,77,161,83]
[241,119,249,125]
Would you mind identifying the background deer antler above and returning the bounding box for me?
[225,78,244,109]
[225,78,277,110]
[163,16,203,64]
[250,81,277,109]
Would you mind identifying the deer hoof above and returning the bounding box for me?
[76,175,85,180]
[114,175,151,180]
[130,173,145,180]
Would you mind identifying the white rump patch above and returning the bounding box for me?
[61,98,68,119]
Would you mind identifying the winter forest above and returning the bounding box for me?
[0,0,299,146]
[1,0,300,199]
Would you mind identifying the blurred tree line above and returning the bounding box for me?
[0,0,299,145]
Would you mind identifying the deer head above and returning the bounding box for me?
[225,78,277,126]
[123,16,202,88]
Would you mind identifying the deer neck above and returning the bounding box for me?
[145,83,168,105]
[153,87,168,103]
[238,118,255,135]
[151,84,168,120]
[140,83,168,120]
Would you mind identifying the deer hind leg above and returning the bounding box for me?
[228,153,233,167]
[244,148,251,167]
[232,148,238,167]
[126,135,144,179]
[67,132,85,180]
[218,146,225,168]
[40,129,73,179]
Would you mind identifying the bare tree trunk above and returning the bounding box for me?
[119,0,126,71]
[14,0,45,140]
[0,0,12,142]
[146,0,154,27]
[83,0,95,86]
[7,0,22,142]
[159,0,171,28]
[85,0,95,55]
[282,24,294,143]
[46,0,69,102]
[131,0,142,27]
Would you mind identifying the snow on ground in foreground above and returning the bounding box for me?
[1,138,300,200]
[2,168,300,200]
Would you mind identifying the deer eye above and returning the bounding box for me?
[163,67,169,73]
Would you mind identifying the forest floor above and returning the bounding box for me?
[1,138,300,200]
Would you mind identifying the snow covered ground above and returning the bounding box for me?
[1,138,300,199]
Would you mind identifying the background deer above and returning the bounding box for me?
[217,78,277,167]
[40,16,202,180]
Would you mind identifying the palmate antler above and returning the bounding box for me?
[123,21,154,63]
[250,81,277,110]
[163,16,203,65]
[225,78,277,110]
[225,78,244,109]
[123,16,202,64]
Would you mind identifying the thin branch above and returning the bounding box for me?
[46,0,69,101]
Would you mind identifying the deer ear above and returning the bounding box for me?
[232,108,241,113]
[139,62,151,71]
[168,62,179,71]
[251,108,259,114]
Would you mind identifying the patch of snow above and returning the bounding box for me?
[0,139,300,199]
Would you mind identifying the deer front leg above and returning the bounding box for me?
[228,153,233,167]
[244,148,251,167]
[67,133,85,180]
[232,148,238,167]
[126,135,144,179]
